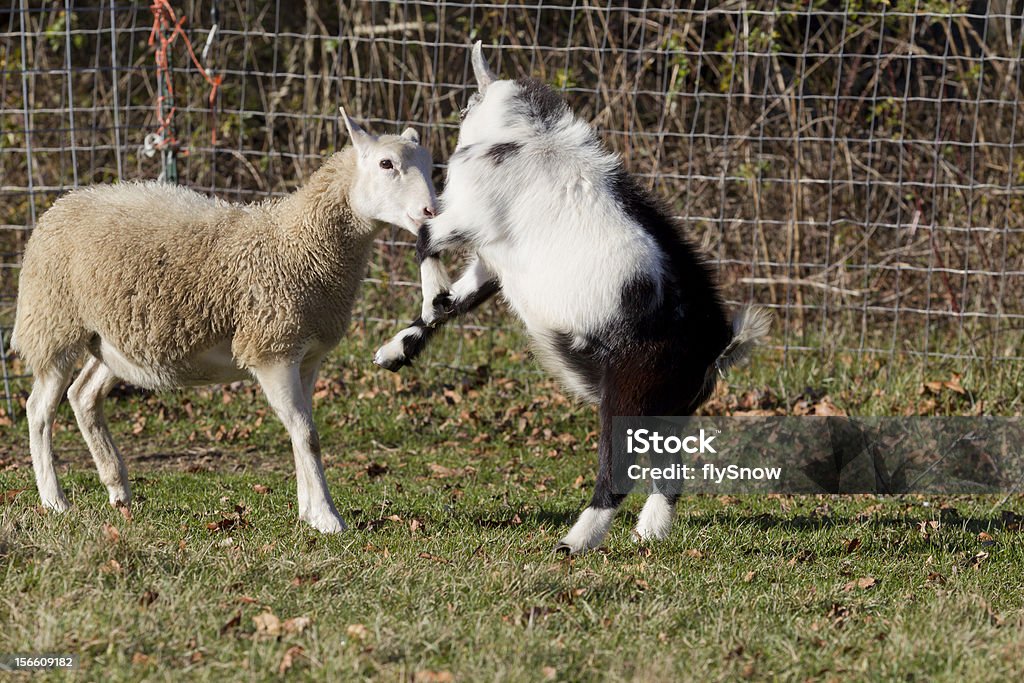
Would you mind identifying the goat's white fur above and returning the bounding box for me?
[12,112,436,532]
[633,494,676,542]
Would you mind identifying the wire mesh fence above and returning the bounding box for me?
[2,0,1023,418]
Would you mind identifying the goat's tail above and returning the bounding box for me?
[714,305,773,374]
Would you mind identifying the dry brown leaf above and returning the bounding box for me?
[417,552,449,564]
[366,462,389,478]
[427,463,461,478]
[813,396,847,416]
[542,666,558,680]
[219,612,242,635]
[139,589,158,608]
[2,489,26,504]
[685,548,704,559]
[253,611,281,637]
[253,484,271,494]
[414,670,455,683]
[278,645,305,675]
[844,538,861,554]
[346,623,369,641]
[290,574,320,587]
[283,616,312,635]
[131,652,153,666]
[968,551,989,568]
[844,576,878,591]
[788,549,815,566]
[743,570,756,583]
[944,378,966,394]
[102,522,120,544]
[117,502,133,521]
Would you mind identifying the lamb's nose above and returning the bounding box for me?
[423,206,435,218]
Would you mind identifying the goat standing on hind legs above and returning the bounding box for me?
[375,42,772,554]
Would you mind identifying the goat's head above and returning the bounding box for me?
[341,108,437,235]
[456,42,571,149]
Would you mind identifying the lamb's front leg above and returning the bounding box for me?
[254,361,345,533]
[375,256,500,372]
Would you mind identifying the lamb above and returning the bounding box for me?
[11,110,436,533]
[374,43,772,554]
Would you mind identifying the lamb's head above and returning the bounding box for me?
[455,41,572,149]
[341,108,437,235]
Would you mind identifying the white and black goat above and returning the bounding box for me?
[375,43,771,554]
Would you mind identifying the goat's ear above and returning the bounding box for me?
[340,107,375,154]
[471,40,497,92]
[400,127,420,144]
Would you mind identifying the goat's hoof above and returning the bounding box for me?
[433,291,456,317]
[421,291,452,326]
[373,343,410,373]
[554,542,575,555]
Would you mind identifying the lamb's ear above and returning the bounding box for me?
[401,127,420,144]
[340,107,374,155]
[471,40,497,92]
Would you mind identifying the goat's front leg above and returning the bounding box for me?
[375,256,500,372]
[416,213,471,326]
[254,361,345,533]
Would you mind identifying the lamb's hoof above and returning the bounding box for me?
[305,511,347,534]
[41,496,71,514]
[107,488,132,509]
[554,542,575,555]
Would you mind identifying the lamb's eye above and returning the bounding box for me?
[379,159,394,170]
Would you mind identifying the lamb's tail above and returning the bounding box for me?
[714,305,773,374]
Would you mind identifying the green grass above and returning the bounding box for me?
[1,323,1023,681]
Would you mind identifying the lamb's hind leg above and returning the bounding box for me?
[293,357,323,521]
[68,356,130,507]
[255,360,345,533]
[27,363,76,512]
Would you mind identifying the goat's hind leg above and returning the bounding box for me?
[634,424,686,542]
[27,361,76,512]
[634,376,712,543]
[68,356,131,507]
[556,373,645,554]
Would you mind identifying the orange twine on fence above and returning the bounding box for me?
[148,0,223,150]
